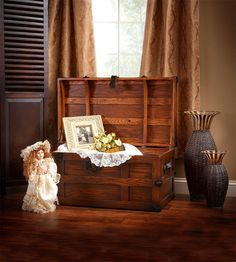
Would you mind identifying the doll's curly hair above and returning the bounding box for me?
[21,140,52,178]
[23,146,52,178]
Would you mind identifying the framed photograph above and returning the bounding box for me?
[63,115,104,150]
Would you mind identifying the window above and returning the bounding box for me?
[92,0,147,77]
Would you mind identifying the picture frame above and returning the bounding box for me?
[63,115,104,150]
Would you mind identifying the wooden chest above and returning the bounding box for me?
[53,76,177,211]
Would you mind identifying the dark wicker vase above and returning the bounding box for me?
[202,150,228,207]
[184,111,219,201]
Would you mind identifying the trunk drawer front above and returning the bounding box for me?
[54,148,175,211]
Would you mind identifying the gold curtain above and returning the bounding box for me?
[140,0,200,153]
[48,0,96,147]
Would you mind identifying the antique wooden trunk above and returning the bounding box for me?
[53,76,177,211]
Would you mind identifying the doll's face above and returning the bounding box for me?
[36,149,44,160]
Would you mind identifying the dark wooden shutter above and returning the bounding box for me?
[4,0,47,91]
[0,0,48,193]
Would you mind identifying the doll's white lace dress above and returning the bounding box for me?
[22,158,61,214]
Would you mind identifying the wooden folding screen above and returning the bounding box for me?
[0,0,48,194]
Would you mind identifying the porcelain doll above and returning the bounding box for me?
[20,140,61,214]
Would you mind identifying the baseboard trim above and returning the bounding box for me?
[5,179,236,197]
[174,177,236,197]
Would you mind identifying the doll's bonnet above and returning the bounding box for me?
[20,140,51,162]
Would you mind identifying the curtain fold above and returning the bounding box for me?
[48,0,96,147]
[140,0,200,153]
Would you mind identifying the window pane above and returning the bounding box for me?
[96,54,118,77]
[92,0,147,77]
[92,0,118,22]
[120,0,146,22]
[94,23,118,54]
[119,54,141,76]
[140,0,147,22]
[119,22,143,54]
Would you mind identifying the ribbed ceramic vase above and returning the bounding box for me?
[184,111,220,201]
[202,150,228,207]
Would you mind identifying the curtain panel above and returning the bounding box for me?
[140,0,200,153]
[48,0,96,147]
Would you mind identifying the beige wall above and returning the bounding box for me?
[200,0,236,180]
[176,0,236,180]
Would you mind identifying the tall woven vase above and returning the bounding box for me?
[184,111,219,201]
[202,150,228,207]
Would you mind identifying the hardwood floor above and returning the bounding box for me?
[1,192,236,262]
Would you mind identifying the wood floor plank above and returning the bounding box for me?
[1,193,236,262]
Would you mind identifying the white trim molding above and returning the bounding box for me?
[174,177,236,197]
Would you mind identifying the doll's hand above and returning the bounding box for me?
[37,161,48,175]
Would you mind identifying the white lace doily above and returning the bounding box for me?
[56,143,143,167]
